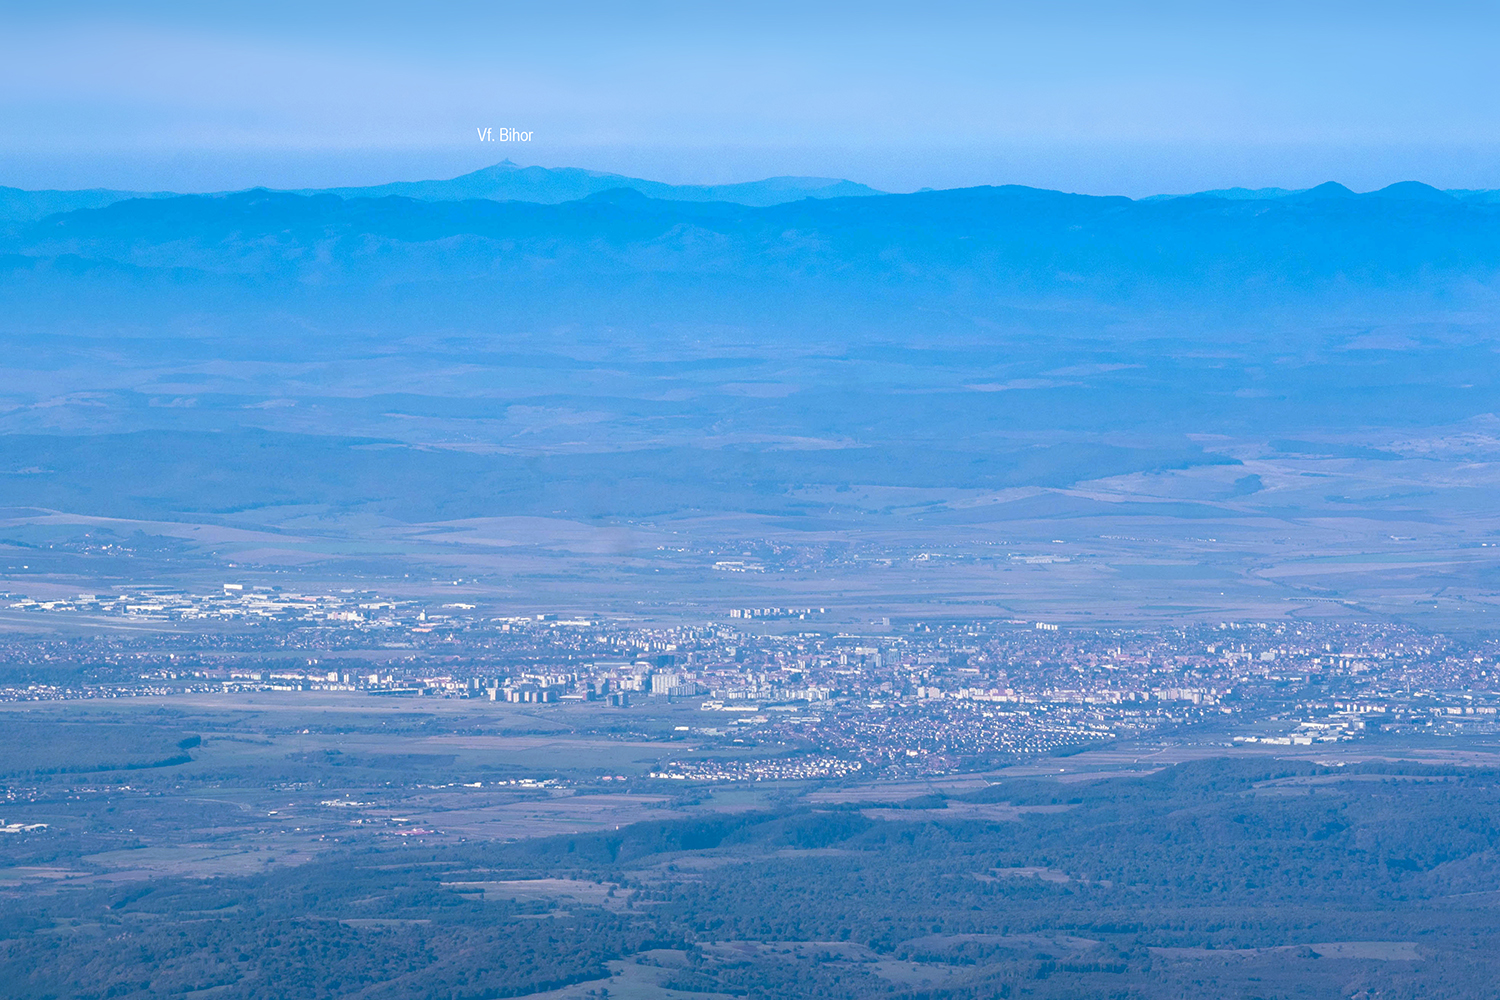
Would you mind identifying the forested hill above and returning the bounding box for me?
[5,758,1500,1000]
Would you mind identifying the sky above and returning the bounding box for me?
[4,1,1500,196]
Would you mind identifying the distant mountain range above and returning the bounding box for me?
[6,174,1499,423]
[7,162,1500,224]
[11,179,1498,322]
[1162,180,1500,204]
[0,185,180,224]
[0,161,885,223]
[2,167,1499,525]
[300,160,885,207]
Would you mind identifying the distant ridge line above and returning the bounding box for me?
[5,163,1500,223]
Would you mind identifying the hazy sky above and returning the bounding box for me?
[5,1,1499,195]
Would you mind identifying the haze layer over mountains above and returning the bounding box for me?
[1,162,1497,624]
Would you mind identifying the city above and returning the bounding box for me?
[3,582,1496,783]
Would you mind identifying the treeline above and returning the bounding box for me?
[1,866,675,1000]
[0,718,200,776]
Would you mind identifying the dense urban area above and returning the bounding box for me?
[4,583,1498,780]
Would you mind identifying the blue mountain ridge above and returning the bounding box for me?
[0,161,884,224]
[1,176,1497,523]
[4,160,1494,224]
[10,182,1498,314]
[300,159,886,206]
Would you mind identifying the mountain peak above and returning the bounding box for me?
[1293,181,1358,201]
[1369,180,1454,202]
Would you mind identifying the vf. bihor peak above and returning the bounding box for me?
[6,16,1500,997]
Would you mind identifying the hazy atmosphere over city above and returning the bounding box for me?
[3,4,1500,1000]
